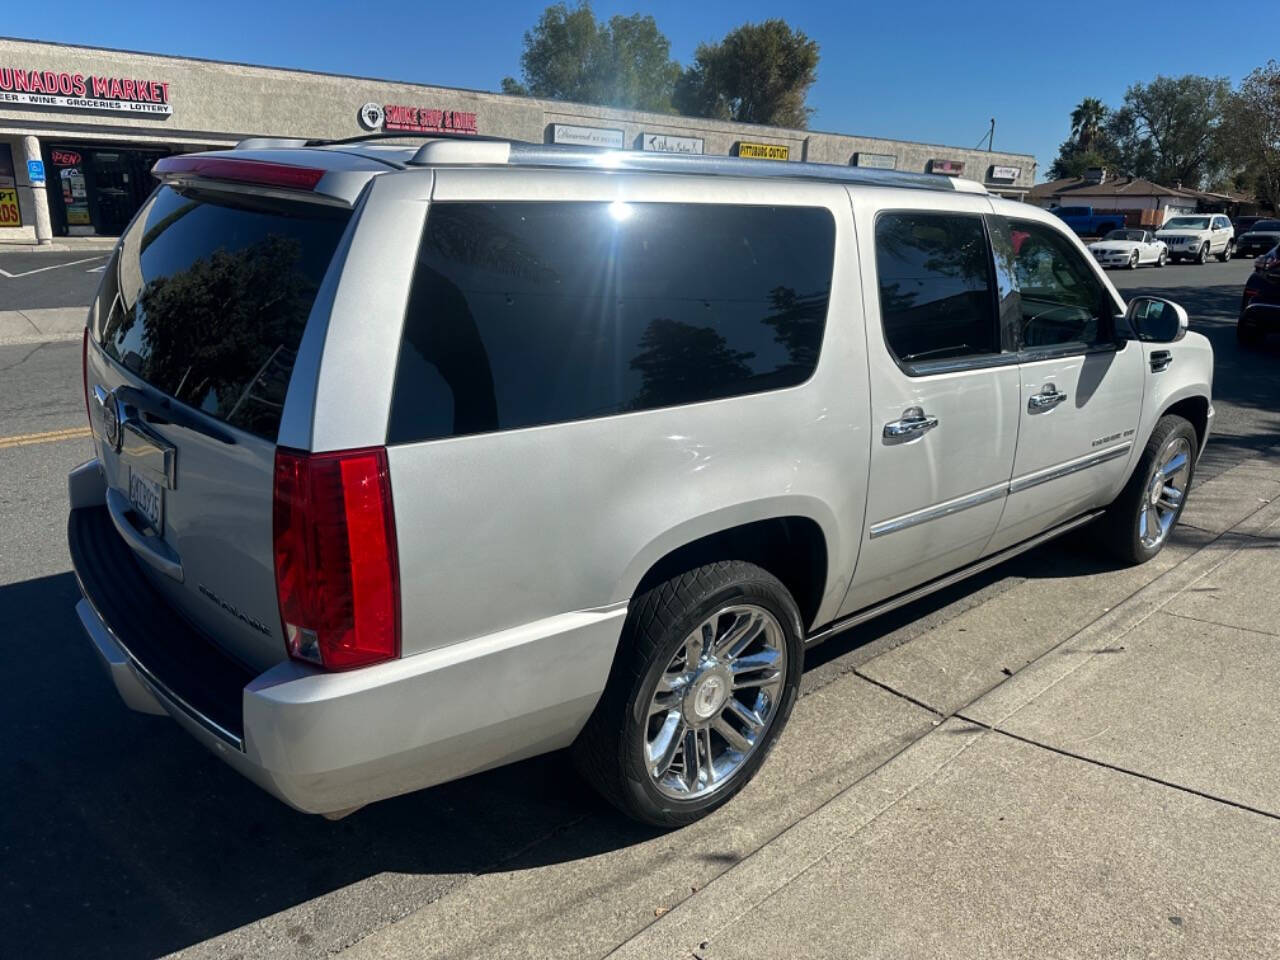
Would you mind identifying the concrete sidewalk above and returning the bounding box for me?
[332,459,1280,960]
[0,307,87,345]
[615,465,1280,960]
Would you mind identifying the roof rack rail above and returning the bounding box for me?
[404,138,986,194]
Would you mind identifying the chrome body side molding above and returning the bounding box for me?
[1007,442,1131,495]
[868,443,1130,540]
[868,482,1007,539]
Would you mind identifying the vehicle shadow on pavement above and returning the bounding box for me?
[0,494,1259,958]
[0,571,658,960]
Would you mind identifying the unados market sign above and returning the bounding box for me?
[0,66,172,116]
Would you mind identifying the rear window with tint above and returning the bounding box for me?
[100,185,349,440]
[387,201,835,444]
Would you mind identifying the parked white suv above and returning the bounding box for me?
[1156,214,1235,263]
[69,138,1214,827]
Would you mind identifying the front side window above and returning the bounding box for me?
[387,201,836,444]
[873,211,999,368]
[1007,219,1110,349]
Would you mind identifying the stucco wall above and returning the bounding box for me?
[0,37,1036,190]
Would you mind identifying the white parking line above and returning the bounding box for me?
[0,256,105,279]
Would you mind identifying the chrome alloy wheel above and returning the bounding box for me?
[644,604,787,800]
[1139,435,1192,550]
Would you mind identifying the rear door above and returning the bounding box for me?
[840,190,1021,614]
[985,213,1144,555]
[86,182,354,673]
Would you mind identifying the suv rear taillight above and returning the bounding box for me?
[272,447,400,670]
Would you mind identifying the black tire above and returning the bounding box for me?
[1196,243,1210,264]
[1155,249,1167,268]
[1218,241,1233,263]
[573,561,804,827]
[1098,415,1197,565]
[1238,319,1263,347]
[1128,251,1140,270]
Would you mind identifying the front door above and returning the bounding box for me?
[840,193,1021,615]
[986,215,1145,554]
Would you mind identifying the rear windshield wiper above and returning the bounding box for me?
[114,385,237,446]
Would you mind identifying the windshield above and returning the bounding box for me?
[101,185,351,440]
[1105,230,1145,242]
[1252,220,1280,232]
[1163,217,1209,230]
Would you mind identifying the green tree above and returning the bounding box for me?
[1222,61,1280,207]
[673,20,819,129]
[500,2,680,113]
[1120,74,1231,188]
[1048,96,1127,180]
[1070,97,1108,152]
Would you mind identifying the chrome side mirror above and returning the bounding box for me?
[1125,296,1188,343]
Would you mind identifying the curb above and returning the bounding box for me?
[0,240,118,253]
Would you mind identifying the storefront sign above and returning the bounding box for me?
[357,102,385,131]
[27,159,45,185]
[51,149,81,166]
[0,67,171,116]
[988,165,1021,181]
[853,152,897,170]
[0,147,20,226]
[737,142,789,161]
[0,188,20,227]
[381,103,478,135]
[930,158,964,176]
[551,124,624,149]
[641,132,704,154]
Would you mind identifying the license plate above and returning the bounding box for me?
[129,469,164,533]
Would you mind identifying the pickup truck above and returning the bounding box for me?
[1049,205,1126,237]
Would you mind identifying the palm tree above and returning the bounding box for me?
[1070,97,1108,152]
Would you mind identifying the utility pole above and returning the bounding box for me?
[988,117,995,152]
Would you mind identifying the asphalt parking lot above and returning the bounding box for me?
[0,253,1276,958]
[0,249,107,310]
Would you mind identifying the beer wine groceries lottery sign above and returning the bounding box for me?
[0,66,173,116]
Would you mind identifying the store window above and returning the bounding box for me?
[45,145,167,237]
[0,144,21,229]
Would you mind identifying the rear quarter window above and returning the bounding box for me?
[101,185,350,440]
[387,201,836,444]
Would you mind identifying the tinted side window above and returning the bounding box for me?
[1008,219,1109,349]
[874,211,999,367]
[387,202,836,443]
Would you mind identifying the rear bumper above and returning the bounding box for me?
[68,473,624,815]
[1241,300,1280,328]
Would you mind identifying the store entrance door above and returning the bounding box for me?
[88,149,165,236]
[45,144,167,237]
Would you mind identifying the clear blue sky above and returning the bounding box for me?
[6,1,1279,179]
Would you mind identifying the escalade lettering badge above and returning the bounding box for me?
[198,584,273,636]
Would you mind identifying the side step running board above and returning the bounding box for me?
[805,510,1105,648]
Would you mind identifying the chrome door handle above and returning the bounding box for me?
[1028,384,1068,411]
[883,406,939,439]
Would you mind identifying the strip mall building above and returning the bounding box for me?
[0,36,1037,244]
